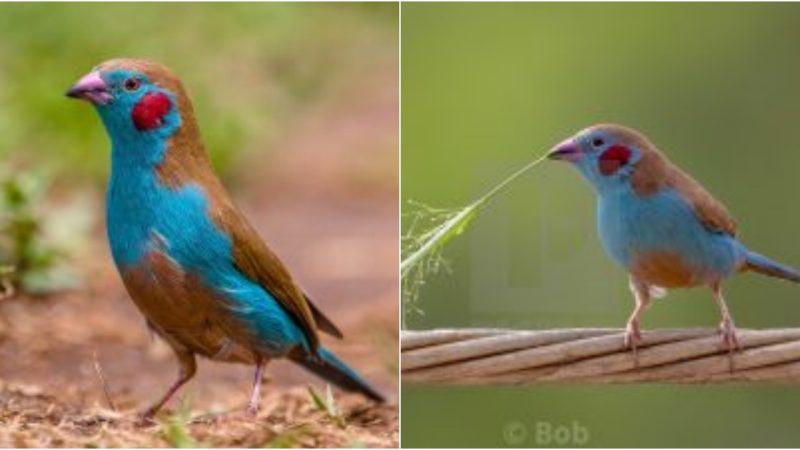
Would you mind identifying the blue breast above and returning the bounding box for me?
[106,135,309,356]
[596,182,744,281]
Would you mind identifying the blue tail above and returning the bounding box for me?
[292,346,385,403]
[744,250,800,283]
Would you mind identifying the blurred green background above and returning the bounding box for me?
[0,2,396,183]
[402,3,800,447]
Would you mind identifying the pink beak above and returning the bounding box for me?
[66,71,112,105]
[547,138,582,162]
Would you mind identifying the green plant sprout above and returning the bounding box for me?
[158,395,200,448]
[0,265,14,299]
[401,153,549,326]
[262,424,314,448]
[307,384,346,429]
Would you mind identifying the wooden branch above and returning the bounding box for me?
[402,328,800,385]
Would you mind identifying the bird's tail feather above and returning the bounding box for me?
[744,250,800,283]
[292,346,385,403]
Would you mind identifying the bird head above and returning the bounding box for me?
[66,59,194,148]
[548,124,657,193]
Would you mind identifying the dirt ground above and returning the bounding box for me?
[0,64,398,447]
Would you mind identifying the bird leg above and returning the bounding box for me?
[625,277,652,366]
[711,282,740,356]
[247,357,268,416]
[140,349,197,425]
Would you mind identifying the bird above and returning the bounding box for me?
[65,58,384,420]
[548,123,800,355]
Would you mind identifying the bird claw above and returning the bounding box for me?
[719,317,740,372]
[246,402,260,418]
[624,323,643,367]
[136,410,158,427]
[719,318,741,352]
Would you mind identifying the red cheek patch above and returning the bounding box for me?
[599,145,632,176]
[131,92,172,131]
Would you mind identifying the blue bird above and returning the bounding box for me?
[549,124,800,354]
[66,58,384,420]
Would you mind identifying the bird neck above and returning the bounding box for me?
[106,105,216,184]
[99,102,179,166]
[575,163,634,198]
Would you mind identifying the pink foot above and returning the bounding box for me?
[247,358,266,418]
[136,410,158,427]
[719,316,740,372]
[719,317,740,353]
[247,400,259,417]
[624,321,643,367]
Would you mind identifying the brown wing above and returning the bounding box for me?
[216,203,322,351]
[219,206,344,346]
[631,145,737,236]
[667,166,737,236]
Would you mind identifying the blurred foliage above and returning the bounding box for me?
[402,3,800,447]
[0,265,13,299]
[0,3,397,185]
[0,170,79,296]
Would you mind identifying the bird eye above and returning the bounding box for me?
[123,78,141,92]
[592,138,605,148]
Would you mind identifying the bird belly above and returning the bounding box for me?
[123,248,308,363]
[598,187,743,287]
[122,249,256,363]
[629,251,699,288]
